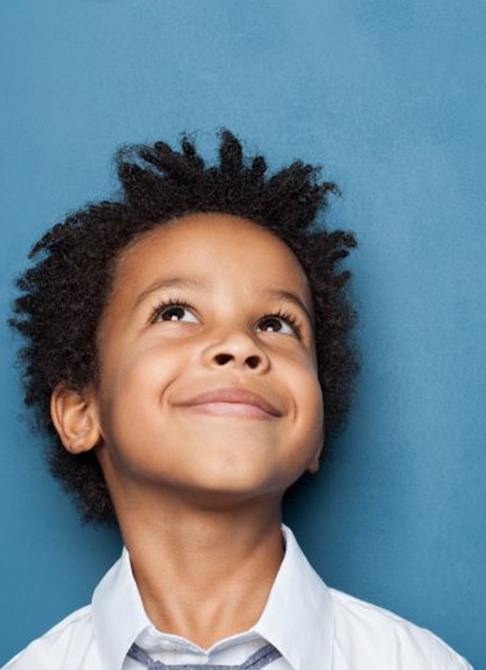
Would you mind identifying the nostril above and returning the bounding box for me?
[214,353,233,364]
[213,352,261,368]
[247,355,260,368]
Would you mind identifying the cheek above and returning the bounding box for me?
[289,348,323,418]
[300,370,324,439]
[283,359,324,469]
[119,343,174,398]
[99,344,178,456]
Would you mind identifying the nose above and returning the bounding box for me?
[201,331,271,373]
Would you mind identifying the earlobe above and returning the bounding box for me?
[307,440,324,475]
[50,382,102,455]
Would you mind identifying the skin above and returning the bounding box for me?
[50,212,325,650]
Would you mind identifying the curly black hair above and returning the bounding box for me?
[7,128,360,528]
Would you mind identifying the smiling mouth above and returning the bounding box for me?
[176,402,277,419]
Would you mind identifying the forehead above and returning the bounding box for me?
[114,213,312,300]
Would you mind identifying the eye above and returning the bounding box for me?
[149,297,198,324]
[257,309,302,338]
[149,297,302,339]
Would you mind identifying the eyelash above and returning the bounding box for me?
[148,296,303,339]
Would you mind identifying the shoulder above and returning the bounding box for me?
[2,605,97,670]
[328,587,473,669]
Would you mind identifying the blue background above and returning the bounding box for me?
[0,1,484,667]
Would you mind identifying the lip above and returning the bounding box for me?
[174,386,282,418]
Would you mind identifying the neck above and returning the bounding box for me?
[117,489,285,650]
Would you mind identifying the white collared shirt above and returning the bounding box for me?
[3,523,473,669]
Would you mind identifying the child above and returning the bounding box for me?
[4,129,473,669]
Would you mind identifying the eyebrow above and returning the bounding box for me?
[132,276,315,328]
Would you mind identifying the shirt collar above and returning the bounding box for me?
[251,523,334,669]
[91,522,334,670]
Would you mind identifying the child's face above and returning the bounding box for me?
[76,213,324,507]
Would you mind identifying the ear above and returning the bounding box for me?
[307,439,325,475]
[50,382,103,455]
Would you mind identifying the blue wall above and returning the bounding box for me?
[0,1,484,667]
